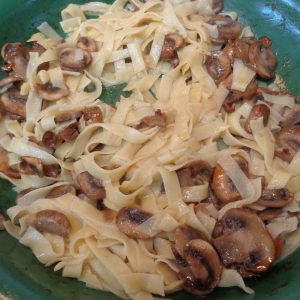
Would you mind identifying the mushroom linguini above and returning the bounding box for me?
[1,0,300,299]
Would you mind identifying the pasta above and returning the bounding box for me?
[0,0,300,299]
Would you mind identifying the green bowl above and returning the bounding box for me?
[0,0,300,299]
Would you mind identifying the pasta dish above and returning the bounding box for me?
[0,0,300,299]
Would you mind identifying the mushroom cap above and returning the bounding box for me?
[36,83,69,101]
[47,184,77,199]
[0,89,26,119]
[177,160,213,187]
[205,51,232,84]
[212,208,275,276]
[116,206,153,239]
[211,155,248,204]
[174,225,207,257]
[77,36,98,52]
[28,209,71,237]
[248,36,277,79]
[77,171,106,200]
[275,125,300,162]
[257,188,294,208]
[59,47,92,71]
[179,239,223,296]
[244,103,270,134]
[160,33,185,61]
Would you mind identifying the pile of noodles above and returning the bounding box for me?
[1,1,300,299]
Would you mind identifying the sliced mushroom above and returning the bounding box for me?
[116,206,153,239]
[211,156,248,204]
[20,156,44,177]
[42,131,57,149]
[55,110,83,123]
[140,109,167,128]
[208,16,241,43]
[280,104,300,127]
[83,106,103,125]
[174,225,207,258]
[212,0,223,13]
[223,79,258,113]
[16,188,35,204]
[47,184,76,198]
[244,103,270,134]
[0,146,20,179]
[43,164,61,178]
[59,47,92,71]
[36,83,69,101]
[258,208,283,223]
[0,213,5,231]
[0,89,26,120]
[177,160,213,187]
[179,239,223,296]
[0,76,21,89]
[77,36,98,52]
[57,121,79,142]
[223,39,253,63]
[212,208,275,277]
[28,209,71,237]
[160,33,185,63]
[1,43,30,79]
[275,125,300,162]
[205,51,231,84]
[257,188,294,208]
[77,171,106,200]
[248,36,277,79]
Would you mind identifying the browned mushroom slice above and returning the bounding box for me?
[179,239,223,296]
[280,104,300,127]
[223,39,254,63]
[0,89,26,120]
[116,206,153,239]
[0,147,20,179]
[208,15,241,43]
[20,156,44,177]
[55,110,83,123]
[36,83,69,101]
[28,209,71,237]
[222,79,258,113]
[257,188,294,208]
[16,188,36,203]
[47,184,76,198]
[31,42,46,55]
[83,106,103,125]
[174,225,207,257]
[212,208,275,277]
[160,33,185,62]
[59,47,92,71]
[244,103,270,134]
[1,43,30,79]
[43,164,61,178]
[205,51,231,84]
[140,110,167,128]
[77,171,106,200]
[211,156,248,204]
[77,36,98,52]
[0,76,21,88]
[57,122,80,142]
[177,160,213,187]
[258,208,283,223]
[248,36,277,79]
[42,131,57,149]
[275,125,300,162]
[212,0,223,13]
[0,213,5,231]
